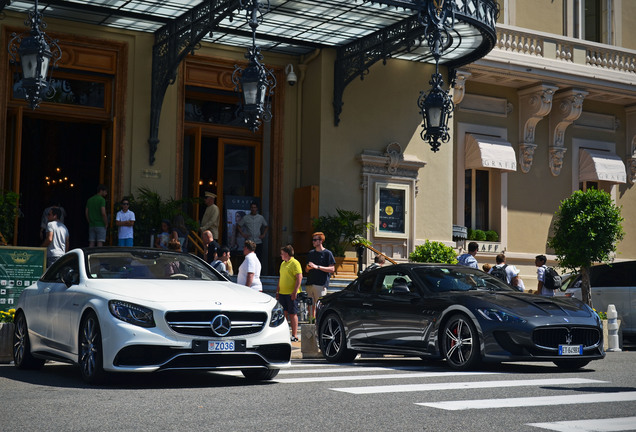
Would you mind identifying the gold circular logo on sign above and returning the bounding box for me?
[385,206,394,216]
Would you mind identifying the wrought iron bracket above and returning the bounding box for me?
[148,0,242,165]
[334,0,498,126]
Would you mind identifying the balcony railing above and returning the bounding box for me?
[491,24,636,78]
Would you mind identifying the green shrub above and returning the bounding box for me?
[409,240,458,264]
[473,229,487,241]
[0,190,21,245]
[312,208,372,257]
[485,230,499,242]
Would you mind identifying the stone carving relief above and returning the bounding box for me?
[518,84,558,173]
[385,142,403,174]
[628,155,636,185]
[452,71,471,105]
[549,146,568,177]
[549,89,588,176]
[627,107,636,185]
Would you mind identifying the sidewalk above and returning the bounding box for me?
[291,323,303,359]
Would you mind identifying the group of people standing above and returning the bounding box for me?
[40,184,114,267]
[458,241,557,296]
[275,231,336,342]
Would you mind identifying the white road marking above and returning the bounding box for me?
[527,416,636,432]
[333,378,605,394]
[277,371,497,384]
[416,391,636,411]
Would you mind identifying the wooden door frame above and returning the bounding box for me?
[179,55,284,272]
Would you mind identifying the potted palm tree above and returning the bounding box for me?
[312,208,372,278]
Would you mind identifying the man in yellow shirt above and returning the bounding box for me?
[277,244,303,342]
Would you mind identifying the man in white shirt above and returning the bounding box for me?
[535,254,555,296]
[42,207,69,267]
[237,240,262,291]
[238,202,268,262]
[115,199,135,246]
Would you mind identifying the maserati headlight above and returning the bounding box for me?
[109,300,155,328]
[269,301,285,327]
[477,308,527,324]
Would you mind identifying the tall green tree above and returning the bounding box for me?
[547,188,624,307]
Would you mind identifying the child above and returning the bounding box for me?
[155,219,171,249]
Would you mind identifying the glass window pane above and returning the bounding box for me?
[199,137,218,200]
[584,0,601,42]
[464,169,472,228]
[475,169,489,230]
[223,144,255,196]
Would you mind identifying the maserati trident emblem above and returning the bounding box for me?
[565,330,573,345]
[211,314,231,337]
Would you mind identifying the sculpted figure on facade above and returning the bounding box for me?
[628,155,636,185]
[518,84,558,174]
[519,143,537,174]
[549,146,567,177]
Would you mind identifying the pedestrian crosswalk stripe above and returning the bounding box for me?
[280,367,409,375]
[333,378,605,394]
[416,391,636,411]
[277,371,496,384]
[280,365,490,375]
[527,416,636,431]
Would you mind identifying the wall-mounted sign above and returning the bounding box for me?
[374,182,409,238]
[0,247,46,312]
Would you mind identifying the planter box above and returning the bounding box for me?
[0,323,14,363]
[333,257,358,279]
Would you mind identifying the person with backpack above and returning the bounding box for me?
[488,253,521,290]
[535,254,562,296]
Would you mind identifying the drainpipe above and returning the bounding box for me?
[295,49,321,188]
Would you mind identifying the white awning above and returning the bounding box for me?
[579,149,626,184]
[465,134,517,172]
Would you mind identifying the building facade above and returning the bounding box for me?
[1,0,634,281]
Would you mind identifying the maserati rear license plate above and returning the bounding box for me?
[209,341,235,352]
[559,344,583,355]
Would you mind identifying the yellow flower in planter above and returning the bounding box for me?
[593,308,607,320]
[0,309,15,323]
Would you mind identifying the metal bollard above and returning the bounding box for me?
[606,304,622,352]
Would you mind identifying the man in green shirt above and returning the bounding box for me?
[85,184,108,247]
[277,244,303,342]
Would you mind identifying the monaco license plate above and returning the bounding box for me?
[208,341,235,352]
[558,344,583,355]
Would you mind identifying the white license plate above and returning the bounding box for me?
[558,344,582,355]
[208,341,235,352]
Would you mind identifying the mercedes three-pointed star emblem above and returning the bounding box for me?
[211,314,231,337]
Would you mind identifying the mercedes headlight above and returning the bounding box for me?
[109,300,155,328]
[269,301,285,327]
[477,308,527,324]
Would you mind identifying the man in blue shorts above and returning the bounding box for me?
[277,244,303,342]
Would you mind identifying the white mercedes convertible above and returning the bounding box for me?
[12,247,291,384]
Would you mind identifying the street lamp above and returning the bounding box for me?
[232,0,276,133]
[7,0,62,110]
[416,0,455,152]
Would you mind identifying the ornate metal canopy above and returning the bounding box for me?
[3,0,498,164]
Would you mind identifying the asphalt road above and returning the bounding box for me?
[1,351,635,432]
